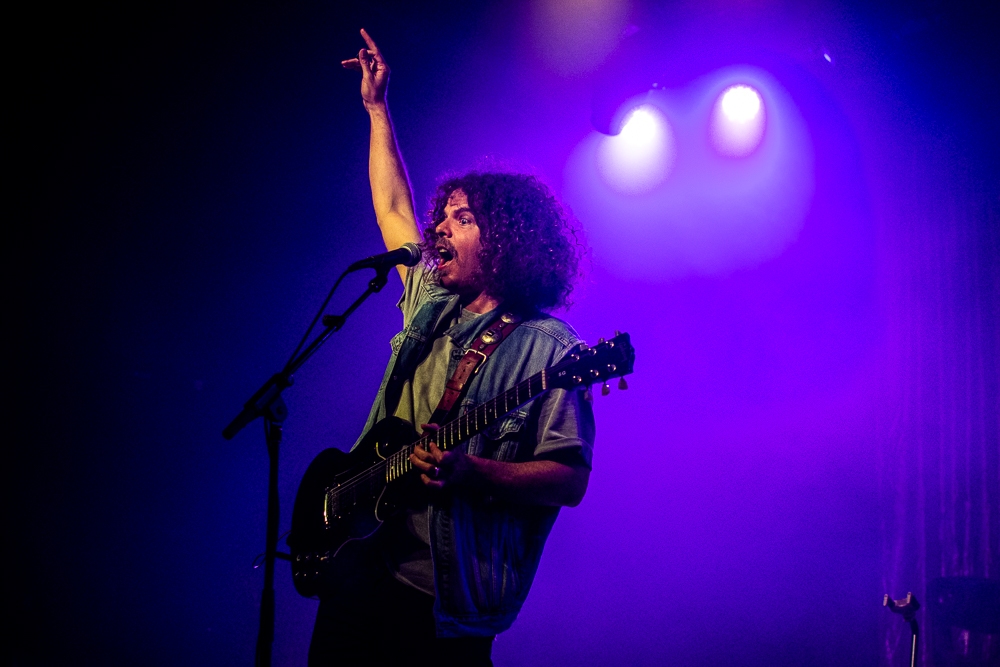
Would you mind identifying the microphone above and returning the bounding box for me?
[347,243,422,272]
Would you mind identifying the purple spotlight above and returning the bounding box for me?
[596,105,675,195]
[711,84,766,157]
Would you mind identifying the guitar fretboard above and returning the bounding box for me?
[319,332,632,524]
[383,368,549,481]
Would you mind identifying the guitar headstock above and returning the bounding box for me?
[549,332,635,394]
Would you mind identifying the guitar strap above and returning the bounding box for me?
[427,310,523,427]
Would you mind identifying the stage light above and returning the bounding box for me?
[620,106,658,140]
[711,84,766,157]
[596,105,675,195]
[721,85,761,123]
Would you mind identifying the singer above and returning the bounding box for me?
[307,30,595,667]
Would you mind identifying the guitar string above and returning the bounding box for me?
[384,373,542,474]
[331,377,530,497]
[325,343,628,508]
[325,373,545,506]
[304,342,629,579]
[324,343,622,504]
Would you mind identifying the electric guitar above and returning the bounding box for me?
[288,332,635,597]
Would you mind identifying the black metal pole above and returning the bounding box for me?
[223,266,394,666]
[255,416,283,667]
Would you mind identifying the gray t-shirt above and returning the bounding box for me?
[394,307,486,432]
[387,306,485,596]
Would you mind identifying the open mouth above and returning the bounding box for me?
[436,245,454,266]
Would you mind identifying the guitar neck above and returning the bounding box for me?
[378,331,633,482]
[385,368,549,477]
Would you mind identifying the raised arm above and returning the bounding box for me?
[342,29,422,279]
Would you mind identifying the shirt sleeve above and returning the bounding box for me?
[397,262,433,328]
[532,386,595,470]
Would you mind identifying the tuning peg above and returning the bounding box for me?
[599,337,605,344]
[601,382,610,396]
[615,330,621,336]
[618,377,628,390]
[583,385,593,401]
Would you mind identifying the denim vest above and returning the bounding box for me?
[354,270,593,636]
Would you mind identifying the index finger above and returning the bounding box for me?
[360,28,379,53]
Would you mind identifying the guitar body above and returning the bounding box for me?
[289,416,419,597]
[287,332,635,599]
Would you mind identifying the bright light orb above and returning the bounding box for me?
[721,85,761,123]
[596,105,675,195]
[711,84,766,157]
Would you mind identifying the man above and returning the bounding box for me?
[308,30,595,666]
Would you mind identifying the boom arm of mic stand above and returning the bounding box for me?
[221,267,391,441]
[223,373,291,440]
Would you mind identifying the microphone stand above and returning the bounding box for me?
[884,592,920,667]
[223,266,393,667]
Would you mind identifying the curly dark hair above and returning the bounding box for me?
[421,172,584,312]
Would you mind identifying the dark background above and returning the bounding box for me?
[12,1,997,665]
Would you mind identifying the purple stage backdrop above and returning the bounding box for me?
[12,1,997,666]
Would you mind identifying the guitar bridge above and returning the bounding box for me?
[323,484,340,527]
